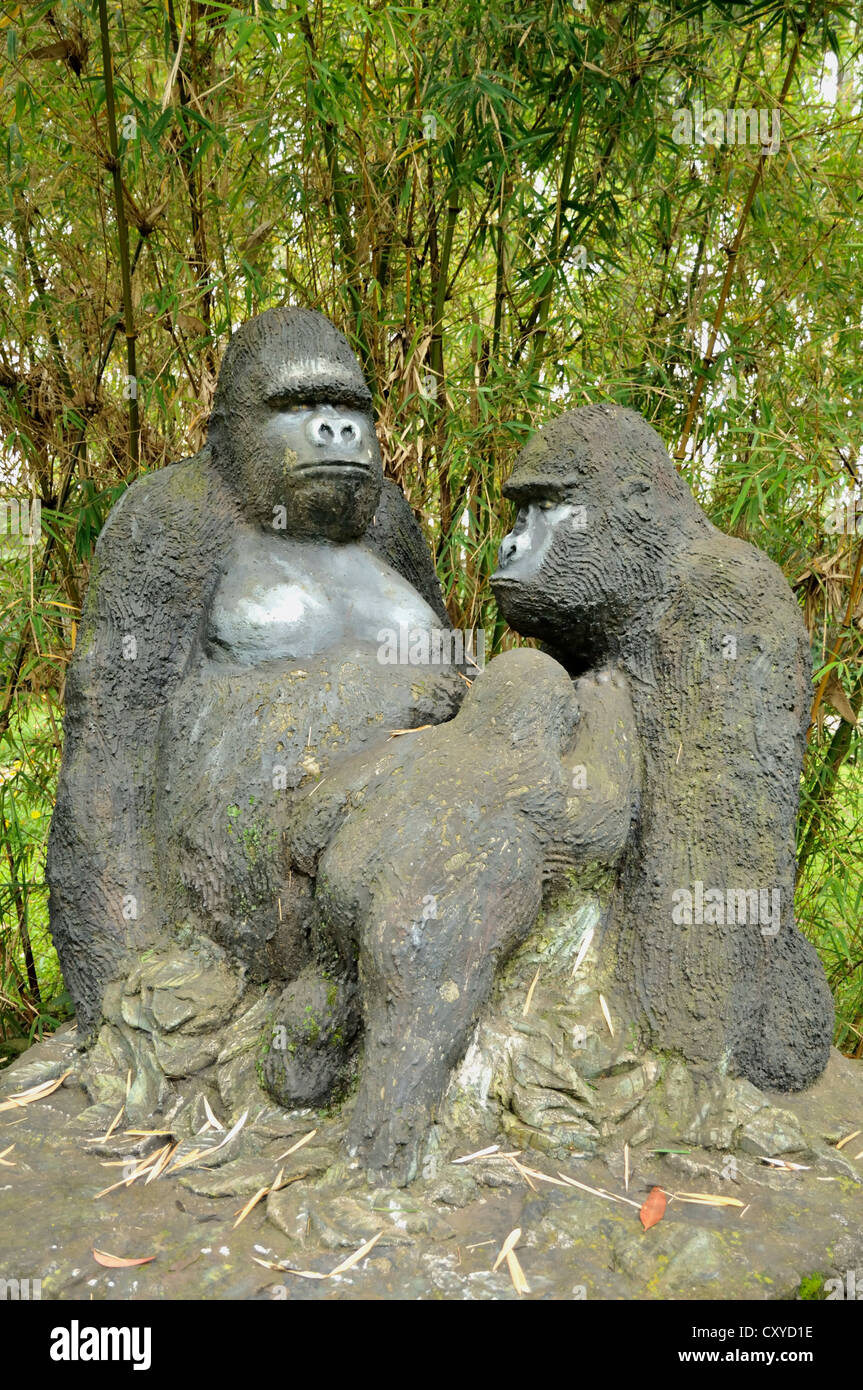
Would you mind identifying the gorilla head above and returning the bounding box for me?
[207,306,383,540]
[492,404,708,670]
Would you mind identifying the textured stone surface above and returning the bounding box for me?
[0,1035,860,1301]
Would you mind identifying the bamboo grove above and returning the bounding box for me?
[0,0,861,1057]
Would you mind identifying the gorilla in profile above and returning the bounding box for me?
[492,403,833,1092]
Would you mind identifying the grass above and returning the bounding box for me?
[0,693,71,1063]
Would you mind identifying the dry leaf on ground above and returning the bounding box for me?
[640,1186,667,1230]
[93,1249,156,1268]
[0,1070,71,1112]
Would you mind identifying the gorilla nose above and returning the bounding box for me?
[498,533,519,567]
[307,414,361,450]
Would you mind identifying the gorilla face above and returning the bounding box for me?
[492,441,668,667]
[209,308,384,542]
[249,386,383,541]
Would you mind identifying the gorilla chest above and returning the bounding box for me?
[207,533,440,664]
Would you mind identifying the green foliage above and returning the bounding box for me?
[0,0,861,1054]
[797,1270,828,1300]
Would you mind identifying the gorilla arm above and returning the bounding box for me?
[365,477,450,625]
[314,648,640,1181]
[47,451,235,1035]
[560,664,641,867]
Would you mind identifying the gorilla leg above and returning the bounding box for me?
[318,836,543,1183]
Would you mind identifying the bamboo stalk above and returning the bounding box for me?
[97,0,140,474]
[674,24,806,463]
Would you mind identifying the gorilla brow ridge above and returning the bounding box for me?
[210,305,372,423]
[506,405,704,516]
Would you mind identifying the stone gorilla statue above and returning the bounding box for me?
[46,312,833,1191]
[491,403,834,1092]
[47,308,463,1053]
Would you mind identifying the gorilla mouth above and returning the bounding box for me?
[295,461,373,477]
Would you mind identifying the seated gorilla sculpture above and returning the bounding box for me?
[491,403,833,1093]
[47,307,464,1041]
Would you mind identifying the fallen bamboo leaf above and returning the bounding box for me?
[388,725,433,739]
[598,993,614,1037]
[93,1250,156,1268]
[202,1095,225,1132]
[673,1191,746,1208]
[506,1155,537,1192]
[95,1145,169,1198]
[282,1230,384,1281]
[234,1164,287,1229]
[506,1248,530,1296]
[275,1128,317,1160]
[234,1185,270,1229]
[207,1109,248,1154]
[557,1172,641,1208]
[572,926,594,977]
[758,1155,811,1171]
[165,1146,207,1174]
[0,1143,15,1167]
[274,1171,307,1193]
[171,1110,250,1175]
[835,1129,861,1151]
[252,1256,289,1272]
[640,1186,667,1230]
[95,1104,125,1144]
[515,1165,571,1189]
[145,1143,178,1184]
[522,966,541,1017]
[329,1231,383,1276]
[0,1070,72,1112]
[624,1142,630,1193]
[453,1144,500,1164]
[855,1150,863,1162]
[492,1228,521,1273]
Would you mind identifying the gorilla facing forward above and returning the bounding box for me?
[47,308,462,1046]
